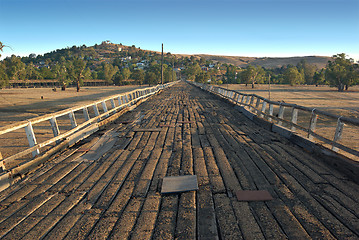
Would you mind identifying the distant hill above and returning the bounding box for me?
[191,54,333,69]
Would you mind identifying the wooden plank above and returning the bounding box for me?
[133,128,163,132]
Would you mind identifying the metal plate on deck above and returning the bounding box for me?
[161,175,198,194]
[236,190,273,201]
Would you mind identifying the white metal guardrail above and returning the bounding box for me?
[0,82,177,174]
[191,81,359,159]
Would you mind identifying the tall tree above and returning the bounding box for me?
[103,63,118,84]
[68,57,87,92]
[145,72,157,86]
[283,66,304,85]
[120,67,131,81]
[131,69,145,85]
[325,53,358,91]
[240,65,265,88]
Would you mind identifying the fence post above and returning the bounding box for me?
[24,121,40,157]
[93,104,100,117]
[308,109,318,140]
[49,117,60,137]
[278,104,285,126]
[291,108,298,131]
[260,101,267,118]
[118,96,122,106]
[255,98,261,114]
[101,101,109,117]
[83,107,90,121]
[110,98,116,110]
[249,95,255,111]
[268,103,274,122]
[69,111,77,128]
[332,117,344,152]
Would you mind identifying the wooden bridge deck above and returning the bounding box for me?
[0,81,358,239]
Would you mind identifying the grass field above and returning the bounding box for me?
[0,85,145,160]
[0,85,145,127]
[218,84,359,159]
[223,84,359,119]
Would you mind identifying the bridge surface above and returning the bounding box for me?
[0,82,358,239]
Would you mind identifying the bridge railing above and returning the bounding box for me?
[0,82,177,174]
[192,81,359,159]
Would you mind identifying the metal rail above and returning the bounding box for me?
[191,81,359,158]
[0,82,177,172]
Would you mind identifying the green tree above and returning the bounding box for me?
[195,71,210,83]
[131,69,145,85]
[240,65,265,88]
[145,72,157,86]
[68,57,87,92]
[313,69,327,85]
[325,53,358,91]
[121,67,131,81]
[4,55,26,80]
[0,62,8,88]
[283,66,304,85]
[184,63,201,80]
[103,63,119,84]
[226,65,238,83]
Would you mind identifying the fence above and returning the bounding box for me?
[191,81,359,160]
[0,82,177,177]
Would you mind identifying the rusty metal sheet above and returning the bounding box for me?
[236,190,273,201]
[161,175,198,194]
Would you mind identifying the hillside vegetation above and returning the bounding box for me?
[0,41,358,91]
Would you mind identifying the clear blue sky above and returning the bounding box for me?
[1,0,359,60]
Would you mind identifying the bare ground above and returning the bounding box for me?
[223,84,359,119]
[0,85,145,127]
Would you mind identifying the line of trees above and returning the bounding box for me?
[190,53,359,92]
[0,42,179,90]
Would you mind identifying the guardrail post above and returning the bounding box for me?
[93,104,100,117]
[307,109,318,140]
[332,117,344,152]
[83,107,90,121]
[249,96,255,111]
[291,108,298,131]
[25,121,40,157]
[255,98,261,113]
[110,98,116,110]
[268,103,274,122]
[101,101,109,117]
[49,117,60,137]
[69,111,77,128]
[278,104,285,126]
[118,96,122,106]
[260,101,267,118]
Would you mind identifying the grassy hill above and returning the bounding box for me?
[193,54,332,68]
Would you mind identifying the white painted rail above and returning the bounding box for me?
[0,82,177,173]
[191,81,359,159]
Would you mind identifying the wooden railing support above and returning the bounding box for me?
[25,121,40,157]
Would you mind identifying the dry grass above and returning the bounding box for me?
[0,85,145,127]
[221,84,359,159]
[224,84,359,119]
[0,85,144,159]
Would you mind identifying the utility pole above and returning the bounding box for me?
[268,74,271,100]
[161,43,164,85]
[172,57,174,82]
